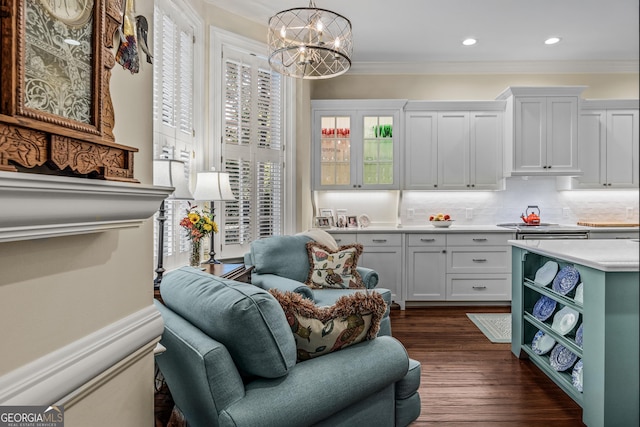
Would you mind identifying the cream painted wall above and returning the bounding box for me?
[0,1,156,425]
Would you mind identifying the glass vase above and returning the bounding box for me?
[189,240,201,267]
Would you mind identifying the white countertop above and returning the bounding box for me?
[509,239,640,272]
[328,225,515,233]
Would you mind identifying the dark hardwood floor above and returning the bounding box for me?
[390,306,586,427]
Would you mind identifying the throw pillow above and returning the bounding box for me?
[269,289,387,361]
[305,242,364,289]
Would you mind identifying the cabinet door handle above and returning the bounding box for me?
[335,239,342,243]
[472,258,487,262]
[420,238,436,242]
[372,239,387,243]
[472,285,487,290]
[472,238,488,242]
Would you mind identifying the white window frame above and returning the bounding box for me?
[210,27,296,260]
[153,0,204,272]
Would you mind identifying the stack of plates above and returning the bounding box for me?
[552,266,580,295]
[550,344,578,371]
[534,261,559,287]
[532,330,556,355]
[533,295,557,321]
[551,307,580,335]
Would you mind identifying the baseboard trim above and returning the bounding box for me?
[0,305,164,405]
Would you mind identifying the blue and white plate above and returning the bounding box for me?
[533,295,557,321]
[572,359,584,392]
[575,323,583,348]
[532,330,556,355]
[552,265,580,295]
[534,261,559,287]
[550,344,578,371]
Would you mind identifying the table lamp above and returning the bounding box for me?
[192,169,236,264]
[153,159,193,287]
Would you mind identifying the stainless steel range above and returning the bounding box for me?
[497,223,590,240]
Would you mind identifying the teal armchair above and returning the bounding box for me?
[155,267,421,427]
[244,234,393,335]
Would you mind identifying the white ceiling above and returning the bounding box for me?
[204,0,639,73]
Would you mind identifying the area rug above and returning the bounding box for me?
[466,313,511,343]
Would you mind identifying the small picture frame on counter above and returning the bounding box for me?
[315,216,332,228]
[319,208,335,226]
[347,215,359,228]
[336,214,347,228]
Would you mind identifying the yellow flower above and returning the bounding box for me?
[212,222,219,233]
[188,213,200,224]
[203,223,212,232]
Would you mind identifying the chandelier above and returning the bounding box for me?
[268,1,352,79]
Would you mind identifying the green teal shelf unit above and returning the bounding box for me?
[511,247,639,427]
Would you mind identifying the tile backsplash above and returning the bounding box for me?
[401,177,639,226]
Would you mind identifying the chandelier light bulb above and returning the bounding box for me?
[280,25,286,38]
[334,37,340,48]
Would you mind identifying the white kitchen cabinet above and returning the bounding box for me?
[404,101,504,190]
[445,233,512,301]
[573,100,639,189]
[312,100,406,190]
[588,229,640,240]
[405,234,447,300]
[328,231,403,306]
[498,87,586,176]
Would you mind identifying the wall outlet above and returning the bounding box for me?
[407,208,414,219]
[563,207,571,218]
[465,208,473,220]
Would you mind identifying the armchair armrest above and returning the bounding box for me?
[357,267,379,289]
[251,273,314,300]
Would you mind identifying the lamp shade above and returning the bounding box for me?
[192,171,236,201]
[268,1,352,79]
[153,159,193,200]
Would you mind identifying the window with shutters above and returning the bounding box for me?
[211,28,294,259]
[153,0,203,272]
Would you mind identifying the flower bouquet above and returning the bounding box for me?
[179,203,218,266]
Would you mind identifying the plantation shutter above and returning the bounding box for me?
[220,45,284,257]
[153,0,200,271]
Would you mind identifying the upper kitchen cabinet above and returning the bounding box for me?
[312,100,406,190]
[497,86,586,176]
[572,100,639,189]
[404,101,505,190]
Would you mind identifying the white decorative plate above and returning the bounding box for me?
[552,306,580,335]
[532,330,556,355]
[573,283,584,305]
[534,261,559,287]
[357,214,371,228]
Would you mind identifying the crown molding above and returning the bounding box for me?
[348,60,639,75]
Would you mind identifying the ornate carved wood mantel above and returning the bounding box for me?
[0,0,138,182]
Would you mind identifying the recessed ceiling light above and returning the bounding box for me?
[462,38,477,46]
[544,37,561,45]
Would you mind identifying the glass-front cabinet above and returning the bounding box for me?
[312,100,406,190]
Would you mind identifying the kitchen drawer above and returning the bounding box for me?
[330,233,357,245]
[446,274,511,301]
[447,233,512,246]
[447,247,511,273]
[407,234,446,246]
[358,233,402,247]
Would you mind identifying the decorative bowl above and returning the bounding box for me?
[430,220,454,228]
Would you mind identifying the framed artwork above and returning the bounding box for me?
[347,215,358,228]
[319,208,335,226]
[315,216,332,228]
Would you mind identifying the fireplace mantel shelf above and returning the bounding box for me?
[0,172,172,242]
